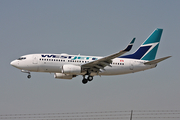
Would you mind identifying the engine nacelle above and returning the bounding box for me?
[62,64,81,74]
[54,73,76,79]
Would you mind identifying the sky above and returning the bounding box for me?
[0,0,180,119]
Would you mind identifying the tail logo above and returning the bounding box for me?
[119,28,163,61]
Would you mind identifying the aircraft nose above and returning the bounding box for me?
[10,60,17,67]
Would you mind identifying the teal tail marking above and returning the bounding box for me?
[120,28,163,61]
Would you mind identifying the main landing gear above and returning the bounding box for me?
[82,75,93,84]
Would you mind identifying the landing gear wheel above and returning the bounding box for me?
[88,76,93,81]
[27,75,31,79]
[82,79,88,84]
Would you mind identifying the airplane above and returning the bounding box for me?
[10,28,171,84]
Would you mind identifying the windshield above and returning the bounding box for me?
[17,57,26,60]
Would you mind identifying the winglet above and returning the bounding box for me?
[124,38,136,51]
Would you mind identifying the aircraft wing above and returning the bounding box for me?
[81,38,135,72]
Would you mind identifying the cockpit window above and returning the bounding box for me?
[17,57,26,60]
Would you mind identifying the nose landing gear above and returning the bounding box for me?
[27,74,31,79]
[21,70,31,79]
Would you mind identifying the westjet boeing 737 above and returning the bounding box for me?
[10,28,171,84]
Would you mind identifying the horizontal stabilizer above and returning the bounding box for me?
[144,56,171,65]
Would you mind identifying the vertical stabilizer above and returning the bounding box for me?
[120,28,163,61]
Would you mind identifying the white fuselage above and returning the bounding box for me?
[10,53,156,76]
[10,29,170,84]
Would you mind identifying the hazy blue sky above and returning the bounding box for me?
[0,0,180,119]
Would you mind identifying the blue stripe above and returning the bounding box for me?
[119,46,151,59]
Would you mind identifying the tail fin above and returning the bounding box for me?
[120,28,163,61]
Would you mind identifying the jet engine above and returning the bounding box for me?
[54,73,76,79]
[62,64,81,74]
